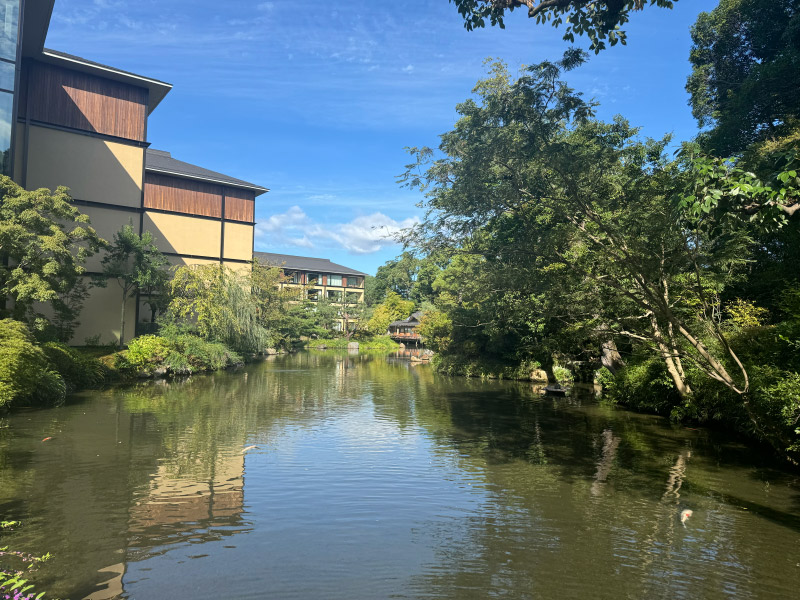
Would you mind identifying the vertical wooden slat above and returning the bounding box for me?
[144,173,222,218]
[27,61,147,141]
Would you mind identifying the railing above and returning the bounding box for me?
[389,332,421,340]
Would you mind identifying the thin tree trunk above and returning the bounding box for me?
[119,289,127,349]
[650,314,692,399]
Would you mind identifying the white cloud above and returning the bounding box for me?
[255,206,419,255]
[401,64,414,74]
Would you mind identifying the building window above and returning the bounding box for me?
[0,1,20,62]
[328,274,342,287]
[327,290,342,302]
[307,289,318,302]
[307,272,319,285]
[286,271,301,284]
[347,277,361,288]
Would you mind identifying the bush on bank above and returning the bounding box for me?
[0,319,65,410]
[0,320,113,411]
[304,335,400,351]
[116,332,243,376]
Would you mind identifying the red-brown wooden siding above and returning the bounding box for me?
[24,61,148,142]
[224,187,255,222]
[145,173,222,218]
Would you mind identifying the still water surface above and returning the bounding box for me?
[1,352,799,599]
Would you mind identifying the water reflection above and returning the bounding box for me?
[0,352,798,599]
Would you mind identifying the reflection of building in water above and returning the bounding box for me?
[88,446,248,600]
[129,452,245,535]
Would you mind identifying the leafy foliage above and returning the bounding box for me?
[366,292,415,335]
[687,0,800,156]
[165,264,272,353]
[118,330,242,376]
[0,320,65,410]
[99,224,169,347]
[0,176,104,336]
[450,0,677,52]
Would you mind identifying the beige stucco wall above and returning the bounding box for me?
[223,261,252,275]
[166,255,219,268]
[143,211,221,258]
[75,204,140,271]
[60,277,137,346]
[222,222,253,261]
[25,126,143,207]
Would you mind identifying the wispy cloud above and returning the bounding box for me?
[255,206,419,254]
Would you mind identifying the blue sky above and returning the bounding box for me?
[45,0,718,275]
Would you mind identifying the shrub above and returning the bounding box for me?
[0,320,65,410]
[602,356,682,415]
[41,342,110,392]
[119,332,242,376]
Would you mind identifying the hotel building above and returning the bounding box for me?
[2,0,268,344]
[255,252,367,330]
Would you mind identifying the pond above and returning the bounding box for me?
[1,352,799,599]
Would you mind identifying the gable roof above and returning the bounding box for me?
[254,252,367,277]
[146,149,268,195]
[388,312,423,328]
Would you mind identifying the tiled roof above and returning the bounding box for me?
[254,252,367,277]
[146,149,268,195]
[388,312,423,327]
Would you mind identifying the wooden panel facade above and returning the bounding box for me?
[145,173,222,218]
[224,187,255,223]
[24,61,148,141]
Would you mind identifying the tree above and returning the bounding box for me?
[366,292,416,335]
[450,0,677,52]
[686,0,800,157]
[0,177,104,336]
[403,54,778,439]
[367,252,420,304]
[100,224,169,348]
[166,264,270,353]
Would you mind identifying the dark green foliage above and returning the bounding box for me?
[687,0,800,155]
[0,176,104,336]
[451,0,677,53]
[0,320,65,410]
[41,342,111,393]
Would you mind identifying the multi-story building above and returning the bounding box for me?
[3,1,268,344]
[254,251,367,331]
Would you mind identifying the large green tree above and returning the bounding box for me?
[100,224,169,348]
[0,177,104,336]
[686,0,800,156]
[403,54,787,443]
[451,0,677,52]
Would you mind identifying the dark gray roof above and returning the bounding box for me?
[146,149,268,195]
[389,312,423,328]
[40,49,173,114]
[254,252,367,277]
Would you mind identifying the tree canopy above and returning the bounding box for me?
[686,0,800,156]
[450,0,677,52]
[0,177,104,337]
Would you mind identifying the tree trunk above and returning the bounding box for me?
[649,314,692,399]
[119,289,127,349]
[542,360,558,386]
[600,339,625,375]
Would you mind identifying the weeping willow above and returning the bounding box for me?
[165,264,272,353]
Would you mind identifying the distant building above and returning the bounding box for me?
[4,1,268,344]
[388,312,423,345]
[254,252,367,331]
